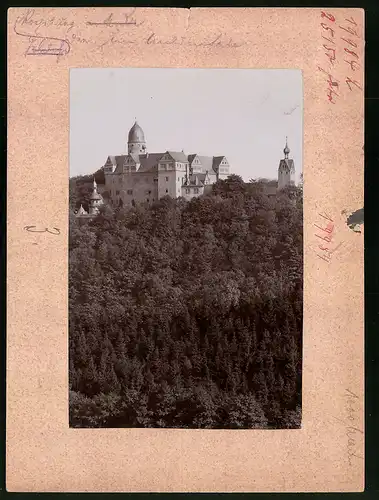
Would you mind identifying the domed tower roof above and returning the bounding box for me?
[283,137,290,158]
[90,176,103,200]
[128,120,145,143]
[90,191,103,201]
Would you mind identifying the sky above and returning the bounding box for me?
[70,68,303,182]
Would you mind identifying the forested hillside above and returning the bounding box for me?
[69,168,106,213]
[69,175,303,429]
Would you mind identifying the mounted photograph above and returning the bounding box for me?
[69,68,303,429]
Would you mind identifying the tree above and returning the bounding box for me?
[69,170,303,429]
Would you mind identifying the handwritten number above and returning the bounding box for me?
[341,37,358,48]
[345,16,358,26]
[345,59,359,71]
[322,35,335,45]
[46,227,61,235]
[340,25,359,37]
[319,12,361,102]
[319,212,334,222]
[344,47,359,59]
[321,23,335,36]
[323,44,336,64]
[321,11,336,22]
[24,225,61,235]
[346,77,362,91]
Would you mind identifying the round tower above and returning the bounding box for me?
[278,137,295,190]
[283,137,290,159]
[127,120,147,157]
[89,177,104,215]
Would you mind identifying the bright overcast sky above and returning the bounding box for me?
[70,68,303,181]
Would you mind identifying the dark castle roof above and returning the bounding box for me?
[166,151,188,162]
[138,153,165,172]
[105,151,228,175]
[128,121,145,143]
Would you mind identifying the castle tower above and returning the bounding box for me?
[278,137,295,190]
[127,120,147,158]
[88,177,104,215]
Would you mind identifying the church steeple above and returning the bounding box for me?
[283,137,290,159]
[278,136,295,190]
[88,176,103,215]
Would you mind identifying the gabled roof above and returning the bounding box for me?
[107,155,128,168]
[197,156,214,171]
[188,154,213,172]
[113,155,131,174]
[166,151,188,162]
[188,154,228,174]
[184,173,207,187]
[138,153,165,172]
[192,173,206,184]
[212,156,227,171]
[278,159,295,173]
[77,204,88,215]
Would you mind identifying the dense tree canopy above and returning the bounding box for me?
[69,177,303,429]
[69,168,106,213]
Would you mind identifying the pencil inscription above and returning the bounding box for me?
[314,212,343,263]
[333,389,363,466]
[86,10,144,27]
[24,225,61,235]
[12,7,244,57]
[13,9,72,57]
[318,11,362,103]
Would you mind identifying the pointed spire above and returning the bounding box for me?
[284,136,290,159]
[93,176,97,191]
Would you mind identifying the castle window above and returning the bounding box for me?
[194,188,199,194]
[127,189,133,195]
[116,190,120,195]
[147,199,149,203]
[166,189,169,193]
[186,188,190,194]
[148,190,151,194]
[165,177,169,182]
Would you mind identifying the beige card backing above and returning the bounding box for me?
[7,7,364,492]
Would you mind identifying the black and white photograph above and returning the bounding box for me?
[69,68,303,429]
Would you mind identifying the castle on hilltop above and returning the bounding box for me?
[101,120,232,208]
[75,121,296,216]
